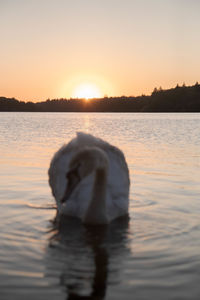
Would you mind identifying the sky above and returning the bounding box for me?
[0,0,200,101]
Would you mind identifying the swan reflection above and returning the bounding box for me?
[45,216,130,299]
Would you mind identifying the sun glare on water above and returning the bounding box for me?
[72,83,102,100]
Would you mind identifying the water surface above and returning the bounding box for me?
[0,112,200,299]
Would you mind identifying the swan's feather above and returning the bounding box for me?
[48,132,130,222]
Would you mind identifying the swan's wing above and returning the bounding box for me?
[105,147,130,220]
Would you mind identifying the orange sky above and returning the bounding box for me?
[0,0,200,101]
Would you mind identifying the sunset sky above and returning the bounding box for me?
[1,0,200,101]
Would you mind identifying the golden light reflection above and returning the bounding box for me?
[83,114,91,132]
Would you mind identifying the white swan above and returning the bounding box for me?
[48,132,130,224]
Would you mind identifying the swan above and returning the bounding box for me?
[48,132,130,224]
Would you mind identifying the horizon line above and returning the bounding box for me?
[1,81,199,103]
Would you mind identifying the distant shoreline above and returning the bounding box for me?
[1,83,200,112]
[0,111,199,114]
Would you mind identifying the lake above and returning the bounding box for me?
[0,112,200,300]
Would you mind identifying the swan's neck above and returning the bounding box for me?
[83,168,108,224]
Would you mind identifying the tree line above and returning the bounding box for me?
[1,83,200,112]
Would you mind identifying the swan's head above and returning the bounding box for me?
[61,147,108,203]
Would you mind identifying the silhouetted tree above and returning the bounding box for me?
[1,83,200,112]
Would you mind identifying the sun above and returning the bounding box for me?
[72,83,101,100]
[59,74,115,99]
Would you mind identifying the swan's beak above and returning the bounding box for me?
[61,168,80,203]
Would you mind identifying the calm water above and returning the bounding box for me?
[0,112,200,300]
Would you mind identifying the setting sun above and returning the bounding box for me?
[72,83,102,99]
